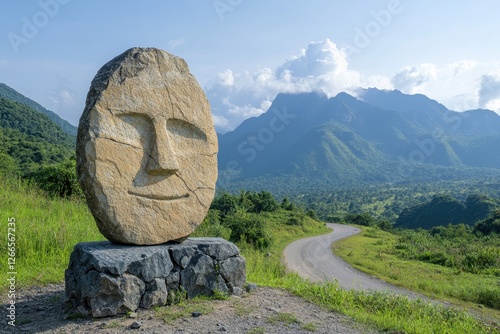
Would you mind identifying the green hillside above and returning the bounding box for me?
[0,83,77,136]
[0,98,75,176]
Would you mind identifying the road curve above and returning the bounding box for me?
[283,223,417,296]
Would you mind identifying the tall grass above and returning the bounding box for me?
[242,243,498,333]
[334,227,500,314]
[0,176,103,290]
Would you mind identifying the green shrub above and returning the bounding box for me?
[224,211,273,249]
[30,157,82,198]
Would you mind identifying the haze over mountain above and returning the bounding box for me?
[218,88,500,189]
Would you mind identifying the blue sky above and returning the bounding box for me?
[1,0,500,133]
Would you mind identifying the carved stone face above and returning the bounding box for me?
[77,48,218,245]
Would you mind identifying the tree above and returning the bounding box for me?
[210,192,238,221]
[474,210,500,235]
[31,157,82,198]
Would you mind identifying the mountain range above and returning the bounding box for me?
[1,82,499,192]
[218,88,500,190]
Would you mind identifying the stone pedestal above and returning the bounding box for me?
[65,238,246,317]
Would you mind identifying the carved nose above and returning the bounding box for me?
[146,120,179,175]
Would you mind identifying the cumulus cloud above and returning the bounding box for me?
[206,39,388,133]
[205,37,496,133]
[477,72,500,110]
[391,63,438,94]
[448,60,477,76]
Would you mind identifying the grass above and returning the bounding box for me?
[0,177,103,291]
[241,222,499,333]
[333,226,500,320]
[1,175,498,333]
[266,312,301,325]
[153,297,214,324]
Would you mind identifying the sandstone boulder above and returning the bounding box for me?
[76,47,218,245]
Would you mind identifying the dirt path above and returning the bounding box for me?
[283,223,419,297]
[1,283,376,333]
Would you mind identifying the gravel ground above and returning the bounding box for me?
[1,283,376,334]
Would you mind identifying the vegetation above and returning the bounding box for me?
[334,225,500,312]
[0,176,101,288]
[1,175,498,333]
[0,97,83,198]
[396,194,499,229]
[0,83,77,136]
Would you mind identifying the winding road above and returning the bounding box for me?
[283,223,418,297]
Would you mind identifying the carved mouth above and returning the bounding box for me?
[128,190,189,201]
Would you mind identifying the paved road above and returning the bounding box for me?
[283,223,418,296]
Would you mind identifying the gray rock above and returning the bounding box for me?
[220,256,246,288]
[140,278,168,309]
[245,283,258,293]
[66,238,246,317]
[130,321,141,329]
[81,271,145,317]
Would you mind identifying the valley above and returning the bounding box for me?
[0,83,499,333]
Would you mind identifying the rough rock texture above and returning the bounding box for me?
[65,238,246,318]
[76,47,218,245]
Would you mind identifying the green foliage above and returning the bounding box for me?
[394,226,500,276]
[344,213,374,226]
[224,211,273,249]
[396,193,499,229]
[0,83,77,136]
[31,157,83,198]
[191,209,231,240]
[210,192,238,220]
[336,225,500,314]
[0,175,101,290]
[474,209,500,235]
[281,197,295,211]
[0,98,75,188]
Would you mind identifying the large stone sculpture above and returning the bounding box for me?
[77,47,218,245]
[68,48,246,317]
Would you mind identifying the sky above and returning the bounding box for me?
[1,0,500,133]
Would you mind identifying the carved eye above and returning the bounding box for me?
[113,113,152,148]
[166,119,208,154]
[167,119,207,141]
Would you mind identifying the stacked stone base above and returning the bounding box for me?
[65,238,246,317]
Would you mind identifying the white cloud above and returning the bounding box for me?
[206,38,498,133]
[448,60,477,76]
[391,63,438,94]
[477,72,500,109]
[206,39,388,133]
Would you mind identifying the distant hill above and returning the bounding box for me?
[0,83,77,136]
[395,194,499,229]
[218,89,500,190]
[0,98,75,176]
